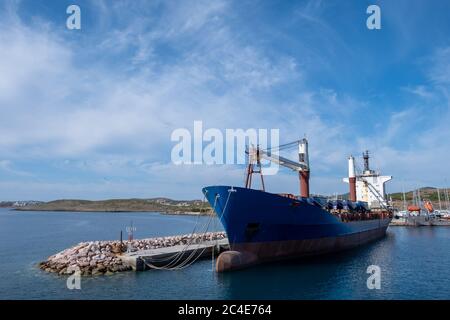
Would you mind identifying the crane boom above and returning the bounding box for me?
[258,150,308,172]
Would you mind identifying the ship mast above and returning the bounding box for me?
[298,139,310,198]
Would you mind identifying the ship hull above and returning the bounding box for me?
[215,222,389,272]
[203,185,391,272]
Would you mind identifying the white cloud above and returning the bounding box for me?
[402,85,434,99]
[429,47,450,86]
[0,160,32,177]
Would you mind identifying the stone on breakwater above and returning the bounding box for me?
[39,232,226,276]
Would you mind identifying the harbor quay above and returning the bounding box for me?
[39,232,227,276]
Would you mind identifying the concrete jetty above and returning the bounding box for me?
[121,238,229,271]
[39,232,227,276]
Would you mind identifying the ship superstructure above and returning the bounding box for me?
[343,151,392,209]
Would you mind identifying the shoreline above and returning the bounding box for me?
[12,208,212,215]
[7,198,213,215]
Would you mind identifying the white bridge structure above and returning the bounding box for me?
[343,151,392,209]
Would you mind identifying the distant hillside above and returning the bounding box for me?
[0,201,14,208]
[389,187,449,202]
[14,198,212,215]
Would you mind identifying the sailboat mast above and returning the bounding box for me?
[445,187,450,210]
[402,183,407,211]
[437,188,442,211]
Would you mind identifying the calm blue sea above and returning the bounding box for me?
[0,208,449,300]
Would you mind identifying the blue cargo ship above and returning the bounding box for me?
[203,139,393,272]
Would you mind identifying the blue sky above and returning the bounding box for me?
[1,0,450,200]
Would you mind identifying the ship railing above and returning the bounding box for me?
[332,211,392,222]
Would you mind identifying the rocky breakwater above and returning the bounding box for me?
[39,231,226,276]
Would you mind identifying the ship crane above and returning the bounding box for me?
[258,150,308,172]
[245,138,311,197]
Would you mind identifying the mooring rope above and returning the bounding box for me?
[142,213,215,270]
[168,189,233,270]
[141,189,234,271]
[160,206,217,270]
[141,193,220,270]
[139,193,216,268]
[140,193,212,264]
